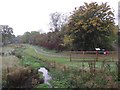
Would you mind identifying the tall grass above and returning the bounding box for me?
[2,44,45,88]
[2,67,44,88]
[49,61,118,88]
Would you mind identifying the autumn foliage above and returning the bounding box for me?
[20,2,117,51]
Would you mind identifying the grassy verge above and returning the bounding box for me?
[2,45,23,88]
[2,44,46,88]
[13,44,51,88]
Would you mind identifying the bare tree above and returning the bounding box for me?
[49,12,68,32]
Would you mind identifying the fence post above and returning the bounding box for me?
[70,51,71,62]
[96,51,98,61]
[83,51,85,61]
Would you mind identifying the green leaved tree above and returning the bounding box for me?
[0,25,14,45]
[64,2,115,50]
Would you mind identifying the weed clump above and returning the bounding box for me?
[2,67,44,88]
[49,61,118,88]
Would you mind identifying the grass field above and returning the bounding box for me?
[1,44,119,88]
[26,45,118,88]
[23,44,118,70]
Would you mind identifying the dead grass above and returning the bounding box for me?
[2,66,43,88]
[1,44,21,69]
[1,45,23,88]
[1,44,44,88]
[2,56,21,70]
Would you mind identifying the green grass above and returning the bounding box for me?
[36,84,49,88]
[15,48,43,69]
[21,55,42,68]
[24,45,69,63]
[21,45,117,70]
[1,44,47,88]
[11,44,119,88]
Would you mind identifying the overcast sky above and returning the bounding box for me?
[0,0,119,36]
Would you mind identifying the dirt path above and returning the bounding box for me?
[32,46,68,58]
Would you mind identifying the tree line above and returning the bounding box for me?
[19,2,118,51]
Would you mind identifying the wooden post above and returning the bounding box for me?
[95,48,100,61]
[96,50,98,61]
[70,51,71,62]
[83,51,85,61]
[93,60,96,71]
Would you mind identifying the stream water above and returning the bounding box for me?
[38,67,52,88]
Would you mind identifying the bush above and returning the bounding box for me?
[3,67,43,88]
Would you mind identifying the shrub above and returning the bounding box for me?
[49,61,118,88]
[3,67,43,88]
